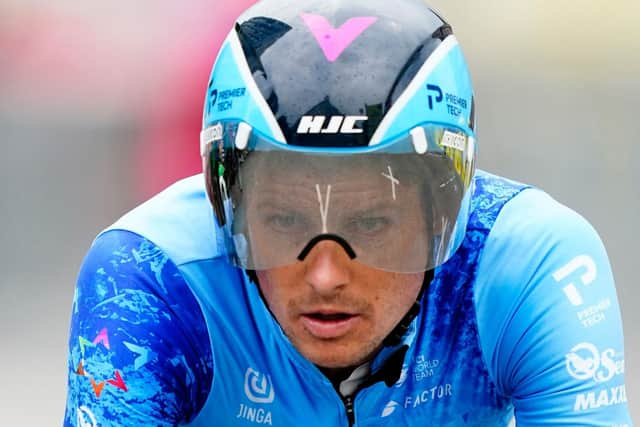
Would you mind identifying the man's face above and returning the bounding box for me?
[256,249,424,369]
[246,155,426,368]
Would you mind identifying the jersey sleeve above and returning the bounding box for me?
[474,189,633,426]
[63,230,213,426]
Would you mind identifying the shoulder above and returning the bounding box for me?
[104,174,222,266]
[67,227,215,425]
[473,179,608,338]
[470,170,604,266]
[482,183,605,268]
[468,170,530,230]
[472,178,628,418]
[473,185,607,340]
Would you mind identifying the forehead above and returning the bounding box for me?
[242,151,422,189]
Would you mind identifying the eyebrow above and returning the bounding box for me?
[254,196,401,216]
[252,190,319,209]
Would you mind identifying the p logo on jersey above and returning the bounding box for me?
[553,255,597,306]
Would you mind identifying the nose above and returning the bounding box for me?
[303,240,352,295]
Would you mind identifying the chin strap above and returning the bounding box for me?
[246,269,259,284]
[371,269,434,387]
[381,269,434,347]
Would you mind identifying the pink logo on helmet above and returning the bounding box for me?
[300,13,378,62]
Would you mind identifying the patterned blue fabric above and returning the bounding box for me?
[64,230,213,426]
[63,172,632,426]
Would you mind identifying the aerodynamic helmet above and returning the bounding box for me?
[201,0,476,273]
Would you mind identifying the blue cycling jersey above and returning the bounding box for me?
[63,171,632,426]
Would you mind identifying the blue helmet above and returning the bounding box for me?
[201,0,476,273]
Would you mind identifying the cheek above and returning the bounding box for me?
[369,272,423,315]
[256,271,282,308]
[256,269,297,319]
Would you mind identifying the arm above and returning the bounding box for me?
[475,189,632,426]
[63,230,213,426]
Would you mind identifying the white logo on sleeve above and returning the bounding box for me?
[244,368,275,403]
[565,342,624,383]
[381,400,399,417]
[553,255,597,306]
[77,406,97,427]
[574,385,627,412]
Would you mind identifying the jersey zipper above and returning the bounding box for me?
[337,345,410,426]
[343,395,355,426]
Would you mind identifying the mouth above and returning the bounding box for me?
[300,310,360,339]
[306,312,353,321]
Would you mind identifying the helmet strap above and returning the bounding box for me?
[382,269,434,347]
[246,269,259,285]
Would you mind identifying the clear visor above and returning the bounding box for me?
[203,122,475,273]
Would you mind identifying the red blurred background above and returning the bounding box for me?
[1,1,256,198]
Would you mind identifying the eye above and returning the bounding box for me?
[346,216,391,235]
[265,212,308,233]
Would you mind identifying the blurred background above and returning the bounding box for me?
[1,0,638,424]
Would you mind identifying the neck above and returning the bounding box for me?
[319,362,374,398]
[319,365,357,390]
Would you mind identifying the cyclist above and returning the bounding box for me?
[64,0,632,425]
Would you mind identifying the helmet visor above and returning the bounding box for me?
[203,121,475,273]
